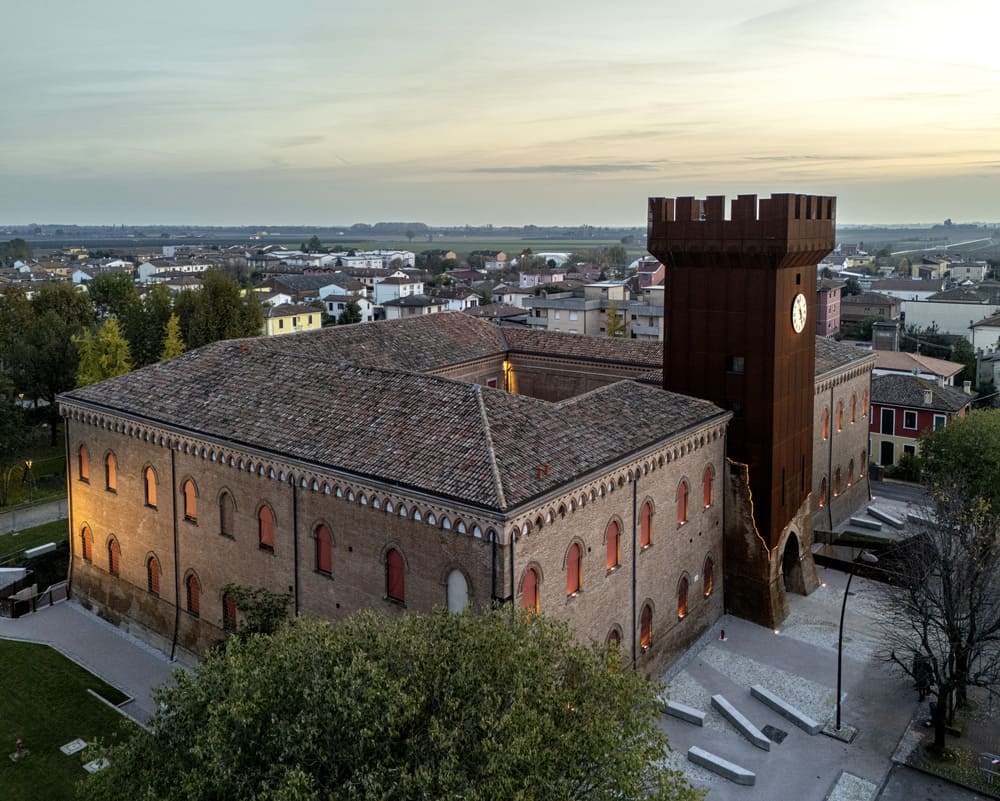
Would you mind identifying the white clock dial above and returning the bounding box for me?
[791,293,808,333]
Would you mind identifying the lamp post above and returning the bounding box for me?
[836,549,878,731]
[24,460,33,506]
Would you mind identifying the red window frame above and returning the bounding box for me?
[639,502,652,548]
[640,604,652,649]
[147,555,160,594]
[521,567,539,613]
[315,524,332,574]
[108,538,121,577]
[259,506,275,551]
[566,543,581,596]
[386,548,405,602]
[605,521,620,569]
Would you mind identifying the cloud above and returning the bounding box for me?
[267,135,326,149]
[464,162,661,175]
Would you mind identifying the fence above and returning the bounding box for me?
[0,580,69,618]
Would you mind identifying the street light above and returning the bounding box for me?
[23,460,33,506]
[836,549,878,731]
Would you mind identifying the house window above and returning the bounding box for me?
[219,492,235,538]
[608,627,622,647]
[554,311,561,320]
[726,355,745,374]
[836,401,844,432]
[880,408,895,435]
[569,311,578,321]
[640,502,652,548]
[315,523,332,575]
[144,467,158,508]
[521,567,539,613]
[108,537,121,577]
[933,414,947,431]
[182,479,198,522]
[81,526,93,562]
[308,315,313,325]
[678,577,689,619]
[78,445,90,482]
[903,411,918,430]
[862,389,869,416]
[105,453,117,492]
[446,569,469,612]
[566,542,582,596]
[486,378,498,388]
[703,557,715,597]
[703,466,714,508]
[147,555,160,595]
[259,506,275,551]
[605,521,620,570]
[278,319,284,329]
[640,604,653,650]
[822,408,830,440]
[185,573,201,617]
[222,591,237,632]
[386,548,405,602]
[676,481,689,526]
[904,444,916,457]
[818,477,827,508]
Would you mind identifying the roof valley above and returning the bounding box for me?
[474,387,507,510]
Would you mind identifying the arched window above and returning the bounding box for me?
[222,591,237,632]
[182,479,198,521]
[446,569,469,612]
[566,542,582,596]
[848,459,855,487]
[185,573,201,617]
[81,526,93,562]
[676,481,689,526]
[105,453,117,492]
[822,408,830,440]
[259,505,274,551]
[108,537,121,577]
[146,554,160,595]
[640,604,653,650]
[819,477,827,508]
[678,576,689,619]
[605,521,620,570]
[862,389,869,416]
[144,466,157,508]
[386,548,405,602]
[703,466,714,508]
[608,627,622,647]
[859,451,867,477]
[219,492,234,537]
[639,502,652,548]
[834,467,842,497]
[521,567,539,614]
[851,394,857,424]
[703,557,714,597]
[836,400,844,432]
[78,445,90,482]
[315,523,332,575]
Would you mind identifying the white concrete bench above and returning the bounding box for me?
[750,685,821,735]
[687,746,756,786]
[866,506,904,529]
[849,516,882,531]
[711,694,770,750]
[662,699,706,726]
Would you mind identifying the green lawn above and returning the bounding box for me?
[0,519,69,565]
[0,640,133,801]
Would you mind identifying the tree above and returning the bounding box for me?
[75,318,132,387]
[32,282,95,331]
[185,270,263,349]
[605,301,628,338]
[337,300,362,325]
[406,228,415,243]
[303,235,323,253]
[128,283,174,367]
[950,337,977,386]
[87,273,139,320]
[0,372,29,506]
[159,314,185,361]
[79,609,699,801]
[842,279,862,296]
[920,410,1000,515]
[0,238,31,267]
[221,583,291,637]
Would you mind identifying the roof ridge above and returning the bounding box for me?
[474,386,507,510]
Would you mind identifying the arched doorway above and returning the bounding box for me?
[782,531,805,594]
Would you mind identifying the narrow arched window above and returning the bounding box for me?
[566,542,582,596]
[608,628,622,647]
[521,567,539,613]
[386,548,405,602]
[822,408,830,440]
[446,569,469,612]
[182,479,198,521]
[702,466,713,508]
[315,523,332,575]
[222,591,237,632]
[146,555,160,595]
[144,466,157,508]
[219,492,234,537]
[78,445,90,482]
[105,453,117,492]
[703,557,714,597]
[851,394,857,423]
[640,604,653,649]
[862,389,869,416]
[819,477,827,508]
[678,576,689,619]
[859,451,866,477]
[186,573,201,617]
[848,459,855,487]
[836,401,844,432]
[677,481,689,526]
[259,505,274,551]
[108,538,121,577]
[81,526,93,562]
[639,502,652,548]
[834,467,842,497]
[605,521,620,570]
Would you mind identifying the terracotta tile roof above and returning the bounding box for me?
[874,351,963,378]
[502,327,663,368]
[814,337,876,376]
[871,374,974,412]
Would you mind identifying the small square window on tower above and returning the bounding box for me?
[726,356,745,374]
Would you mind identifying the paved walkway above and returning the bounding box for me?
[0,599,180,724]
[0,497,68,535]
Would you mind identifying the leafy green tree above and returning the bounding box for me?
[221,583,291,637]
[32,282,95,331]
[159,314,185,361]
[337,300,362,325]
[80,609,699,801]
[185,270,263,349]
[842,279,862,296]
[0,285,32,364]
[605,301,628,338]
[0,372,29,506]
[171,288,199,349]
[75,318,132,387]
[127,283,174,367]
[87,273,139,320]
[920,410,1000,514]
[0,238,31,267]
[950,337,977,386]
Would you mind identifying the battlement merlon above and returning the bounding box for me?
[647,193,836,270]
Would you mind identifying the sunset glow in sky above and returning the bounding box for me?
[3,0,999,225]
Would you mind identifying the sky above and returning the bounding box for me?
[2,0,999,227]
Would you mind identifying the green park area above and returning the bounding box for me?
[1,433,66,510]
[0,639,133,801]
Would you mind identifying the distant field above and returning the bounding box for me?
[274,236,648,259]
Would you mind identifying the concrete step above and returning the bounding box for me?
[687,745,756,786]
[662,699,706,726]
[750,684,821,735]
[711,693,771,751]
[866,505,904,529]
[849,516,882,531]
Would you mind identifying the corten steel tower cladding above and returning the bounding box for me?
[647,193,835,625]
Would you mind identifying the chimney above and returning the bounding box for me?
[923,389,934,405]
[937,375,945,388]
[964,380,972,395]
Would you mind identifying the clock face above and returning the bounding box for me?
[791,293,808,333]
